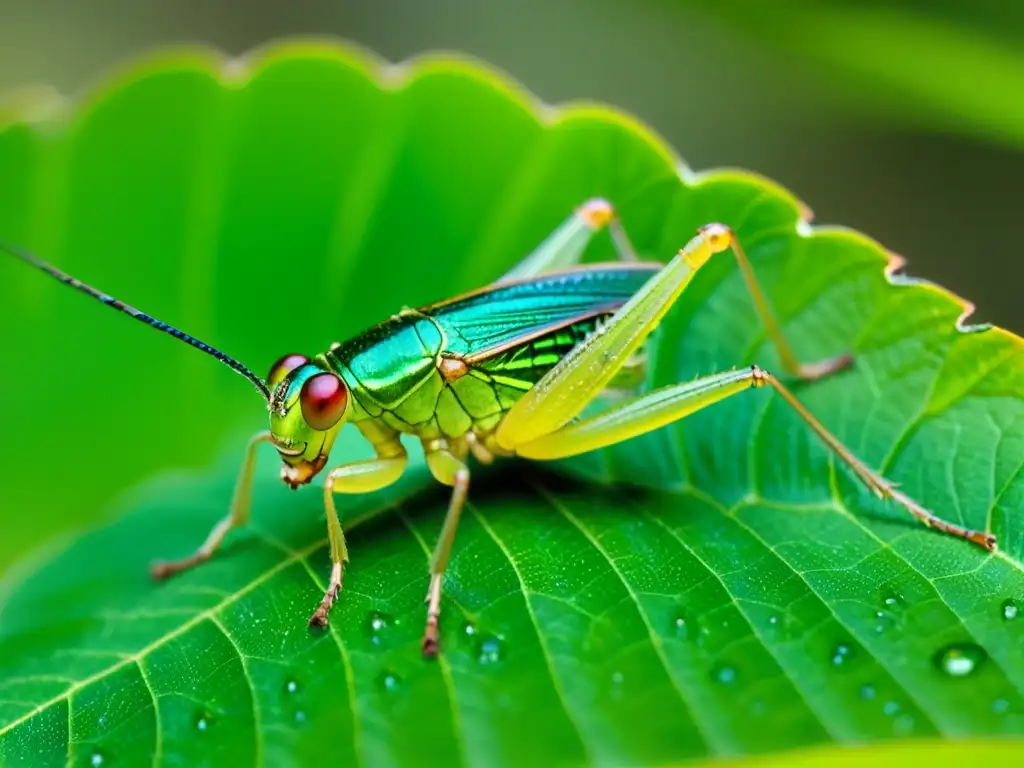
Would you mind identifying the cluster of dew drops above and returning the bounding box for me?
[664,593,1021,734]
[366,610,506,695]
[86,607,508,765]
[84,596,1017,761]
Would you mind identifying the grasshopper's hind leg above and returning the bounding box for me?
[500,198,637,282]
[496,223,994,551]
[512,365,995,551]
[151,431,272,580]
[726,230,850,383]
[420,440,471,658]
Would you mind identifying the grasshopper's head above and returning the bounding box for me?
[267,354,350,489]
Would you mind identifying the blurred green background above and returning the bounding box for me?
[1,0,1022,576]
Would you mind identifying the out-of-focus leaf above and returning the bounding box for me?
[687,0,1024,148]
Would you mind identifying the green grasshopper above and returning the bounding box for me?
[4,199,997,658]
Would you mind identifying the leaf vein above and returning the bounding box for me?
[396,507,468,768]
[532,481,718,756]
[291,552,365,768]
[470,501,592,763]
[209,615,262,768]
[134,658,162,768]
[631,501,844,741]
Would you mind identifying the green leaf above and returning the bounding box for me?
[2,40,1023,765]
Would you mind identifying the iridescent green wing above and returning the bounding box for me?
[425,264,659,387]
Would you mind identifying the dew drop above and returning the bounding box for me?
[376,670,401,692]
[768,615,779,626]
[712,664,738,685]
[935,643,987,678]
[672,615,692,639]
[463,621,476,637]
[90,749,104,767]
[366,611,393,647]
[873,610,895,634]
[1002,599,1018,621]
[285,679,299,695]
[859,684,876,700]
[993,698,1010,714]
[831,643,853,666]
[883,701,900,717]
[611,671,624,685]
[294,710,306,724]
[476,633,506,664]
[194,710,213,732]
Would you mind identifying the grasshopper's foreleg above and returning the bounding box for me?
[726,229,851,382]
[308,443,408,628]
[499,198,637,282]
[419,442,471,659]
[512,366,996,551]
[151,431,272,580]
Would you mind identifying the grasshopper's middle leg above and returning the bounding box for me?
[420,441,471,658]
[500,198,637,282]
[151,431,272,580]
[511,366,996,551]
[308,443,408,628]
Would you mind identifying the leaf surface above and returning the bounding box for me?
[1,41,1023,766]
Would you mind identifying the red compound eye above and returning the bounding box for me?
[300,372,348,431]
[268,353,309,387]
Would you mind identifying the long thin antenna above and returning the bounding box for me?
[2,241,271,401]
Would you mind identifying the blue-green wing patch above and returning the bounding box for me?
[425,264,659,360]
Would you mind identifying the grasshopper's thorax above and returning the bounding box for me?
[323,310,613,448]
[267,354,350,489]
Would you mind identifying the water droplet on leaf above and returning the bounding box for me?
[873,610,895,634]
[194,710,213,732]
[294,710,306,723]
[831,643,853,666]
[712,664,738,685]
[672,614,693,639]
[935,643,987,678]
[285,679,299,695]
[376,670,401,692]
[883,701,900,717]
[859,684,876,700]
[993,698,1010,714]
[463,621,476,637]
[1002,599,1018,621]
[476,633,505,664]
[366,611,393,646]
[91,750,104,767]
